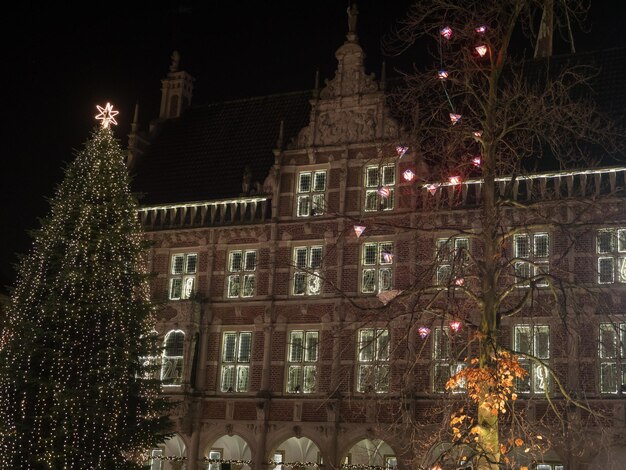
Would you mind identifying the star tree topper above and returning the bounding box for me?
[95,102,119,128]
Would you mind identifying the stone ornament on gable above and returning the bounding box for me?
[315,109,377,145]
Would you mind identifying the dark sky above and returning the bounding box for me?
[1,1,624,291]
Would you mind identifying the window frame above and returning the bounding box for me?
[596,228,626,284]
[292,245,323,296]
[598,322,626,394]
[513,232,550,288]
[360,241,394,294]
[364,164,396,212]
[226,249,257,299]
[286,330,319,394]
[356,328,390,393]
[161,329,185,386]
[435,236,469,286]
[432,326,466,393]
[296,169,327,217]
[169,252,198,300]
[220,331,253,393]
[513,324,551,394]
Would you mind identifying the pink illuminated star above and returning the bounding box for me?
[95,102,119,128]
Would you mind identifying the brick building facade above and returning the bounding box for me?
[128,13,626,470]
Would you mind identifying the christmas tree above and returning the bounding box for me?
[0,104,172,469]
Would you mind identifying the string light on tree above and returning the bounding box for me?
[426,183,440,195]
[449,320,463,332]
[474,44,489,57]
[395,145,409,157]
[353,225,366,238]
[377,186,391,198]
[382,250,394,263]
[418,327,431,339]
[440,26,453,39]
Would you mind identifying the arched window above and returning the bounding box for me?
[161,330,185,386]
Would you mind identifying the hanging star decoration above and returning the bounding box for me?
[95,102,119,128]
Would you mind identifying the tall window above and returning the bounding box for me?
[435,237,469,286]
[357,328,390,393]
[513,233,549,287]
[161,330,184,386]
[297,170,326,217]
[599,322,626,394]
[227,249,257,298]
[597,228,626,284]
[432,326,466,393]
[286,330,319,393]
[293,246,323,295]
[221,332,252,392]
[364,164,395,211]
[513,325,550,393]
[361,241,394,293]
[169,253,197,300]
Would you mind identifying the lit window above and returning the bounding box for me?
[598,322,626,394]
[297,170,326,216]
[513,233,549,287]
[286,330,319,393]
[227,250,257,298]
[161,330,184,386]
[364,164,395,211]
[597,228,626,284]
[535,464,564,470]
[169,253,197,300]
[220,331,252,392]
[208,449,222,470]
[435,237,469,286]
[293,246,323,296]
[357,328,390,393]
[149,449,163,470]
[432,326,466,393]
[513,325,550,393]
[361,241,394,294]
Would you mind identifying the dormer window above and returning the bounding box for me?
[297,170,326,217]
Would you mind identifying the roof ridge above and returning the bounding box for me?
[193,89,314,109]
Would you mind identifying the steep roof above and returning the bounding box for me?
[131,90,313,206]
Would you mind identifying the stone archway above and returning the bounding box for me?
[149,433,187,470]
[270,437,321,470]
[341,439,397,470]
[204,434,252,470]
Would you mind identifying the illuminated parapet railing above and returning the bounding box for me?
[138,196,271,230]
[419,167,626,208]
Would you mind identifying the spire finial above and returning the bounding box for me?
[276,119,285,149]
[313,68,320,98]
[131,102,140,132]
[347,3,359,38]
[169,50,180,73]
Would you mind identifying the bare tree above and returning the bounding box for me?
[365,1,626,469]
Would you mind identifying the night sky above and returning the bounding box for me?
[1,1,624,292]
